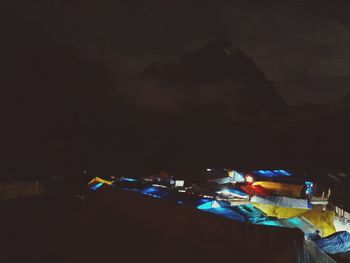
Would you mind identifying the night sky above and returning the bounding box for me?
[1,0,350,178]
[3,0,350,104]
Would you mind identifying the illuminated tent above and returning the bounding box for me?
[315,231,350,254]
[252,181,304,198]
[241,184,270,196]
[252,203,308,219]
[228,170,245,182]
[197,201,247,222]
[252,203,336,237]
[251,196,310,209]
[231,204,270,223]
[88,177,113,186]
[216,188,249,199]
[197,200,221,210]
[87,177,113,190]
[303,210,336,237]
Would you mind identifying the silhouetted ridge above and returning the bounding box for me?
[143,38,290,117]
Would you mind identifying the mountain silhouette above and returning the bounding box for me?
[142,39,290,120]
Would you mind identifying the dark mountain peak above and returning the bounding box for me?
[143,38,261,84]
[141,39,290,117]
[179,39,268,85]
[190,38,232,55]
[181,38,233,80]
[203,38,232,49]
[231,47,250,60]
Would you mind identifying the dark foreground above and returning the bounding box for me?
[0,188,339,263]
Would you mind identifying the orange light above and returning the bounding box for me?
[245,175,254,183]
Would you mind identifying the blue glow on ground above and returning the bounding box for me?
[254,170,292,177]
[141,186,169,199]
[120,177,137,182]
[277,170,292,176]
[142,187,158,194]
[90,182,104,191]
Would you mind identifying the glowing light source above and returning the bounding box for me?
[175,180,185,187]
[245,175,254,183]
[152,184,167,188]
[305,181,314,196]
[212,201,221,208]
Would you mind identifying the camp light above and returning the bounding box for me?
[304,181,314,196]
[245,175,254,183]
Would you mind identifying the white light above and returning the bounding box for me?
[212,201,221,208]
[218,189,231,195]
[245,175,254,183]
[152,184,167,188]
[206,168,212,172]
[175,180,185,187]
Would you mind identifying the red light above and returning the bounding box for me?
[245,175,254,183]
